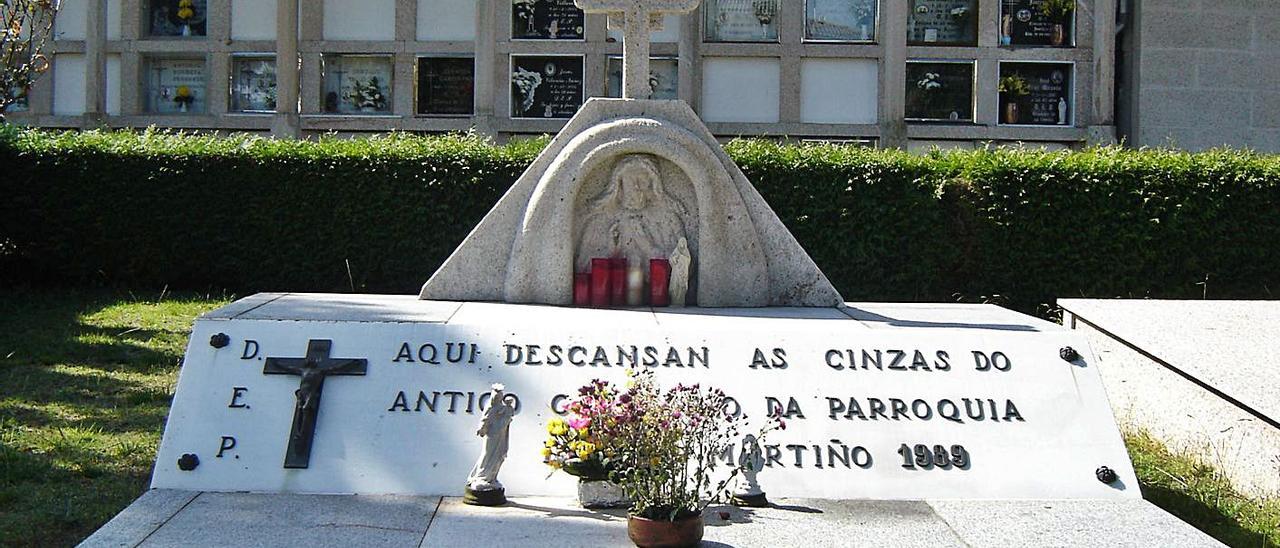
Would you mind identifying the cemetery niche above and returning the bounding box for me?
[704,0,779,42]
[999,62,1072,125]
[321,54,393,115]
[510,55,585,119]
[607,57,678,100]
[230,56,277,114]
[145,57,207,114]
[512,0,587,40]
[417,57,475,116]
[149,0,207,37]
[908,0,978,46]
[1000,0,1075,47]
[806,0,879,42]
[905,61,975,122]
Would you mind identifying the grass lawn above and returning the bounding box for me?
[0,289,1277,546]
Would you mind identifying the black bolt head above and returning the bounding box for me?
[1060,346,1080,362]
[178,453,200,471]
[1096,466,1118,484]
[209,333,231,349]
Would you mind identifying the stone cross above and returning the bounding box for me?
[263,339,367,469]
[575,0,701,99]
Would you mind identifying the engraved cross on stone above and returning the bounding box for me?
[263,339,367,469]
[575,0,701,99]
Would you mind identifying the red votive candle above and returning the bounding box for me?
[590,258,611,308]
[609,258,627,306]
[650,258,671,307]
[573,272,591,307]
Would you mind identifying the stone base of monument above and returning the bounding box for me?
[1061,299,1280,499]
[463,486,507,507]
[730,492,769,508]
[75,293,1230,546]
[82,490,1224,547]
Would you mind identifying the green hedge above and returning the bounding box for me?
[2,126,1278,314]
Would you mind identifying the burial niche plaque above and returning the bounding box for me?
[704,0,779,42]
[806,0,878,42]
[149,0,207,37]
[908,0,978,46]
[1000,0,1075,47]
[417,57,475,116]
[145,57,207,114]
[512,0,586,40]
[905,61,975,122]
[322,54,393,115]
[510,55,584,119]
[230,55,277,114]
[999,62,1072,126]
[607,57,678,100]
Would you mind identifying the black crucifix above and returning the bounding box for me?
[263,339,368,469]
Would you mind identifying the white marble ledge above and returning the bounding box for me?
[199,293,1062,334]
[80,491,1223,548]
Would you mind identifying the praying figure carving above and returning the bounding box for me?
[575,155,692,293]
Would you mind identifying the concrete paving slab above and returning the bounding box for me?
[78,489,198,548]
[1059,299,1280,424]
[137,492,439,548]
[420,496,632,548]
[928,499,1226,547]
[701,499,965,547]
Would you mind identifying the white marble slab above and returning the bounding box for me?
[152,294,1137,501]
[82,492,1224,548]
[1059,299,1280,424]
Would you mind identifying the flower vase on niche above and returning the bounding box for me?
[177,0,195,36]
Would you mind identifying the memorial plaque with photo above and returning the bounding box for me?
[705,0,780,42]
[999,62,1071,125]
[148,0,207,37]
[511,56,583,119]
[1000,0,1074,47]
[322,55,393,115]
[511,0,585,40]
[418,57,475,116]
[230,56,277,113]
[806,0,878,42]
[908,0,977,46]
[146,58,207,114]
[607,57,678,100]
[905,61,974,122]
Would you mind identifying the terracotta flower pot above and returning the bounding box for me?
[627,513,704,548]
[1003,102,1020,125]
[1051,24,1066,46]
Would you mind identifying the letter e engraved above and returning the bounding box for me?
[228,387,249,408]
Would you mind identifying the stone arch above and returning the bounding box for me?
[503,117,769,306]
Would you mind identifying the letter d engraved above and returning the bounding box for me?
[241,340,260,360]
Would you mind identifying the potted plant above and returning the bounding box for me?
[998,74,1030,124]
[176,0,195,36]
[911,71,944,120]
[1039,0,1075,46]
[605,370,778,548]
[542,380,628,508]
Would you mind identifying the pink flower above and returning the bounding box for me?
[567,417,590,429]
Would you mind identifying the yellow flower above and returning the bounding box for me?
[549,460,562,469]
[175,86,192,98]
[577,427,589,438]
[540,447,552,458]
[546,418,568,436]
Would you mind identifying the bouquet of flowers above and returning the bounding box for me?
[346,77,387,111]
[999,74,1030,96]
[542,379,622,480]
[173,85,195,111]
